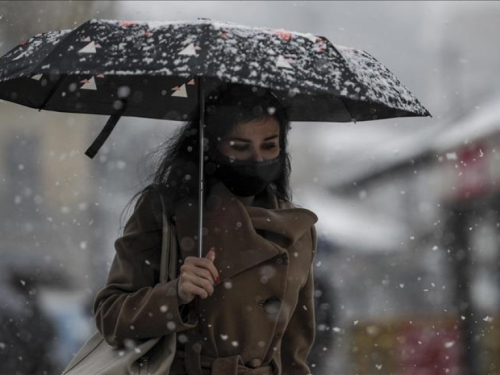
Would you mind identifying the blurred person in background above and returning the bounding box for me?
[0,269,57,375]
[308,236,336,374]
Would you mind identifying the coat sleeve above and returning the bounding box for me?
[93,187,198,347]
[280,225,317,375]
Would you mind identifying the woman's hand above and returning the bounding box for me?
[177,248,220,305]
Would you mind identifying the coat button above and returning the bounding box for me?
[246,358,262,368]
[276,253,288,265]
[262,296,281,314]
[281,253,288,264]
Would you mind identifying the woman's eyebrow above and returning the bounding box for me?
[264,135,278,141]
[230,137,251,143]
[229,134,279,143]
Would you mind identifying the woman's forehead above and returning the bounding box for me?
[228,117,280,138]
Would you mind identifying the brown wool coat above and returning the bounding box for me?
[94,182,318,375]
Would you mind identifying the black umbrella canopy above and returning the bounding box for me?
[0,18,431,258]
[0,18,430,124]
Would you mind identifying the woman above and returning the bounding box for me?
[94,83,318,375]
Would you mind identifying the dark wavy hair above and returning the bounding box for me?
[120,83,292,227]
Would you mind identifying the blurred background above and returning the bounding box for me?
[1,1,500,374]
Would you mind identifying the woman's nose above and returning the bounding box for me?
[250,150,264,162]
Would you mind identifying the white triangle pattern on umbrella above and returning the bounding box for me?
[0,19,430,128]
[178,43,197,56]
[78,42,97,54]
[303,33,319,43]
[31,74,43,81]
[12,51,28,61]
[276,55,293,69]
[171,84,188,98]
[80,77,97,90]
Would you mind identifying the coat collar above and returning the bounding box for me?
[174,182,317,283]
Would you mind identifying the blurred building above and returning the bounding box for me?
[0,0,118,291]
[310,91,500,375]
[293,4,500,373]
[0,1,118,372]
[424,1,500,121]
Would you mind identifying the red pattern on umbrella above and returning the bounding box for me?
[0,18,431,129]
[274,29,292,42]
[119,21,136,28]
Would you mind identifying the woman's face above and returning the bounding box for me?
[217,116,281,161]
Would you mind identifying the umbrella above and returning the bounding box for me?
[0,18,431,256]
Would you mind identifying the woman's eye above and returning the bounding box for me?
[231,144,249,151]
[262,143,277,150]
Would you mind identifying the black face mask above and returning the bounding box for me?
[208,149,282,197]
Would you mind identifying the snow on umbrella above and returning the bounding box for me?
[0,19,430,149]
[0,18,431,255]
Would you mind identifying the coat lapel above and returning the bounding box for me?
[174,182,317,283]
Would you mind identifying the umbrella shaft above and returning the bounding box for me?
[197,76,205,258]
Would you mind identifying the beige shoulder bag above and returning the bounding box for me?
[62,185,179,375]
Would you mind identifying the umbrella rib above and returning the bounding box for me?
[339,97,356,123]
[328,40,430,118]
[37,74,66,111]
[30,22,91,112]
[326,40,380,120]
[31,22,88,77]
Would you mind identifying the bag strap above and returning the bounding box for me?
[155,184,179,283]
